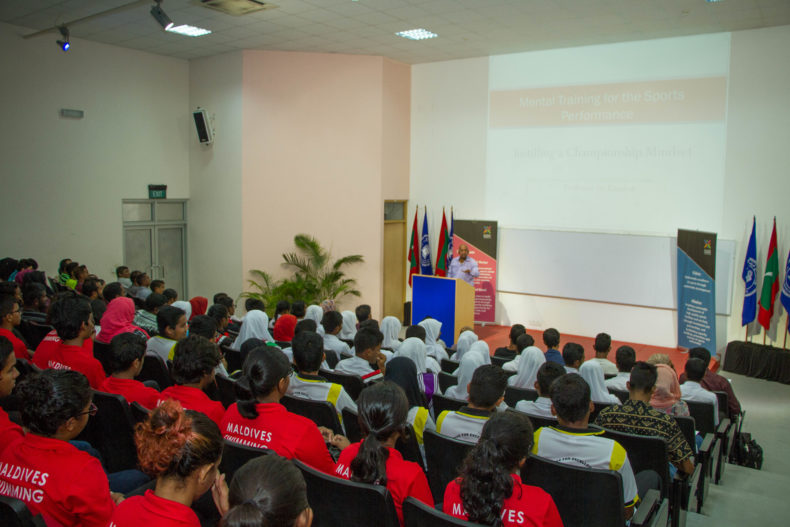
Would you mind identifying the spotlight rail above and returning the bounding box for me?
[23,0,149,40]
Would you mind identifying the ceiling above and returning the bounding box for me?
[2,0,789,64]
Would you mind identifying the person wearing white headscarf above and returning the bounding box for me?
[579,360,621,405]
[305,304,325,335]
[394,337,441,400]
[453,330,478,361]
[230,310,273,351]
[171,300,192,321]
[507,346,545,388]
[338,310,357,341]
[381,316,402,352]
[419,318,449,362]
[444,351,487,401]
[466,340,492,365]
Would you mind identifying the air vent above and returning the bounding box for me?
[199,0,277,16]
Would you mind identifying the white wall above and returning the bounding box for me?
[0,22,190,280]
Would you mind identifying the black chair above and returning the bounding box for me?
[600,428,672,499]
[281,394,343,434]
[674,416,697,455]
[396,424,425,468]
[324,349,339,369]
[438,372,458,393]
[506,407,557,430]
[92,340,113,375]
[684,400,717,436]
[504,386,538,407]
[130,401,150,423]
[342,407,364,443]
[219,439,269,481]
[294,459,400,527]
[0,495,47,527]
[78,390,138,473]
[320,369,364,401]
[340,338,355,348]
[17,320,53,351]
[490,355,509,368]
[221,344,243,374]
[432,393,466,417]
[440,359,459,374]
[215,374,238,408]
[423,430,474,507]
[402,496,486,527]
[631,489,669,527]
[137,353,173,389]
[713,391,728,420]
[608,387,629,403]
[604,373,617,380]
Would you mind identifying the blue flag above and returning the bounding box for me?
[741,217,758,326]
[447,209,454,270]
[420,208,433,275]
[781,248,790,325]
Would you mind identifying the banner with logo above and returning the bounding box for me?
[452,220,498,323]
[677,229,717,350]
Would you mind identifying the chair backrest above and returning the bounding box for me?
[607,387,629,403]
[438,372,458,393]
[402,496,486,527]
[17,320,54,351]
[600,428,671,498]
[221,344,243,374]
[432,393,466,416]
[137,353,173,389]
[324,350,339,369]
[396,424,425,467]
[81,390,138,473]
[714,391,728,417]
[423,430,474,505]
[505,407,557,429]
[280,394,343,434]
[604,373,617,380]
[0,495,47,527]
[685,400,716,435]
[440,359,459,374]
[521,454,626,527]
[129,401,150,424]
[215,374,237,408]
[504,386,538,407]
[293,459,400,527]
[320,369,364,400]
[341,407,364,443]
[674,415,697,455]
[490,355,509,368]
[92,340,113,375]
[220,439,269,481]
[275,340,291,348]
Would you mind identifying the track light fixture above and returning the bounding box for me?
[56,25,70,51]
[150,1,174,31]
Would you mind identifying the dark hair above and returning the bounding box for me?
[213,293,229,304]
[355,304,371,323]
[16,370,92,436]
[550,373,591,423]
[594,333,612,354]
[145,293,168,312]
[222,455,309,527]
[189,315,218,340]
[359,318,380,331]
[561,342,585,367]
[21,270,47,287]
[58,258,72,275]
[107,332,148,373]
[116,266,129,277]
[0,295,19,319]
[294,319,317,334]
[274,300,290,316]
[103,282,125,303]
[0,282,19,297]
[216,295,234,310]
[321,310,343,334]
[0,336,13,369]
[459,412,534,526]
[629,361,658,393]
[469,365,508,407]
[405,325,426,342]
[135,400,223,479]
[64,262,79,278]
[22,282,46,308]
[353,328,380,356]
[163,288,178,302]
[688,347,712,369]
[515,333,534,352]
[239,339,266,357]
[542,328,560,349]
[536,361,566,395]
[350,382,408,485]
[290,301,306,318]
[150,280,165,291]
[292,331,324,372]
[615,345,636,372]
[91,298,107,325]
[207,304,229,327]
[49,292,92,340]
[134,272,149,286]
[384,357,427,408]
[236,347,292,419]
[244,298,266,313]
[684,358,707,382]
[81,278,100,298]
[171,335,221,385]
[509,324,526,345]
[157,305,186,336]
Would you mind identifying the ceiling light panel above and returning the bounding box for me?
[396,28,438,40]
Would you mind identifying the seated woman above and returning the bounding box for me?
[650,363,690,417]
[444,348,489,402]
[444,412,563,527]
[507,346,545,389]
[220,455,313,527]
[110,400,224,526]
[395,337,440,400]
[339,310,358,342]
[384,357,437,465]
[453,329,478,361]
[273,313,298,343]
[578,360,621,405]
[334,381,433,525]
[221,347,345,474]
[0,370,120,527]
[230,310,273,351]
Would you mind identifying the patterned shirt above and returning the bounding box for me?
[595,399,693,466]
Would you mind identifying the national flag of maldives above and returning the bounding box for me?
[408,208,419,286]
[435,208,450,277]
[758,217,779,329]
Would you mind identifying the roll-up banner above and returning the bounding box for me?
[677,229,716,351]
[453,220,498,323]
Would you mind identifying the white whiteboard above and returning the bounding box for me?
[498,228,735,315]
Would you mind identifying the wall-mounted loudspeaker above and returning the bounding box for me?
[193,108,213,145]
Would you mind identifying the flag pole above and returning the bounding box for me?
[745,324,748,343]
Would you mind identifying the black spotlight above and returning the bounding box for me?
[56,25,70,51]
[150,1,174,31]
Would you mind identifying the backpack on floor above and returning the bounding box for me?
[729,411,763,470]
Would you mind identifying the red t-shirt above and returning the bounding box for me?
[109,490,200,527]
[158,385,225,428]
[0,407,24,450]
[443,474,563,527]
[34,330,93,360]
[221,402,336,474]
[0,434,114,527]
[101,377,160,410]
[335,442,433,525]
[31,342,106,389]
[0,328,28,359]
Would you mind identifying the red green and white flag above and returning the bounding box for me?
[408,208,420,287]
[435,208,450,277]
[757,217,779,329]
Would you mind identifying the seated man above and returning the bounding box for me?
[0,294,29,359]
[149,279,165,296]
[162,288,178,305]
[680,347,741,419]
[596,362,695,477]
[321,310,352,362]
[436,364,508,443]
[116,265,132,288]
[20,282,49,325]
[134,292,166,336]
[100,332,160,409]
[494,324,526,360]
[592,332,618,376]
[334,328,385,383]
[532,373,640,520]
[562,342,584,373]
[503,333,535,372]
[127,272,152,301]
[680,358,719,426]
[405,324,426,342]
[145,305,188,362]
[542,328,564,365]
[515,361,565,418]
[605,346,636,391]
[288,330,357,428]
[355,303,371,327]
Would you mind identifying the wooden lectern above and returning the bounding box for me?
[411,275,475,348]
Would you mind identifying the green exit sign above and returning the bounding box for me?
[148,185,167,199]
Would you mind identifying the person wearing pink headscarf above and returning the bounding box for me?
[189,296,208,321]
[650,363,690,417]
[95,297,149,344]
